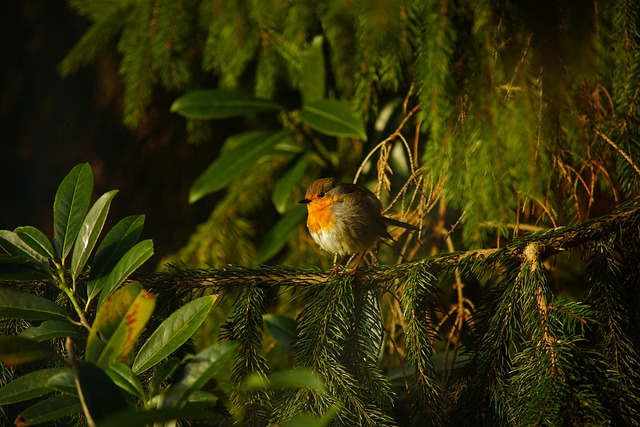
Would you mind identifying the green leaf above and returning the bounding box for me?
[70,189,119,281]
[186,390,219,409]
[0,253,51,281]
[149,358,182,398]
[0,367,67,405]
[157,341,238,409]
[19,320,84,342]
[281,408,337,427]
[299,99,367,140]
[98,408,219,427]
[189,130,293,203]
[132,295,216,374]
[301,35,326,105]
[16,394,82,426]
[89,215,145,284]
[47,369,77,395]
[255,205,307,264]
[86,282,156,368]
[244,369,325,392]
[53,163,94,263]
[170,89,281,119]
[0,230,49,270]
[272,152,312,214]
[106,362,145,399]
[263,314,297,354]
[91,239,154,307]
[14,226,55,261]
[0,336,55,366]
[74,360,128,424]
[0,287,68,321]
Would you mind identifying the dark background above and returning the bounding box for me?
[0,1,222,267]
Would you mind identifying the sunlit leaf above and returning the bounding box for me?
[0,230,49,270]
[189,130,293,203]
[0,287,68,321]
[281,407,337,427]
[70,189,119,281]
[91,239,154,307]
[14,226,55,261]
[86,282,156,368]
[243,369,325,392]
[255,206,307,264]
[132,295,216,374]
[171,89,281,119]
[0,336,55,367]
[299,99,367,140]
[53,163,94,262]
[0,367,66,405]
[89,215,145,285]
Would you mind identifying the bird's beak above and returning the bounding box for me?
[298,197,310,204]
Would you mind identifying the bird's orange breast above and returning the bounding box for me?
[306,195,339,233]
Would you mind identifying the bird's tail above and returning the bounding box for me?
[383,216,418,231]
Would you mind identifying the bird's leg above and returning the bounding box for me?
[348,252,368,275]
[328,255,346,278]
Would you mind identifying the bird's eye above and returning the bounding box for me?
[318,191,325,198]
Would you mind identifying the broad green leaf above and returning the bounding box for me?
[299,99,367,140]
[106,362,145,399]
[98,408,219,427]
[263,314,297,354]
[301,35,326,105]
[86,282,156,368]
[0,230,49,270]
[14,226,55,261]
[0,367,66,405]
[272,152,312,214]
[19,320,84,342]
[53,163,94,262]
[91,239,154,306]
[255,206,307,264]
[149,358,182,398]
[0,287,68,321]
[132,295,216,374]
[157,341,238,409]
[0,336,55,366]
[89,215,145,286]
[243,369,325,392]
[16,394,81,426]
[47,369,77,395]
[170,89,281,119]
[74,360,128,424]
[71,189,119,281]
[186,390,219,409]
[281,408,337,427]
[189,130,293,203]
[0,253,51,281]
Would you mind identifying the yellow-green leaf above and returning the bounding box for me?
[86,282,155,368]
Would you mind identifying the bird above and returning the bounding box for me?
[298,177,417,275]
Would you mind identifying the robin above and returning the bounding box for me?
[299,177,417,275]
